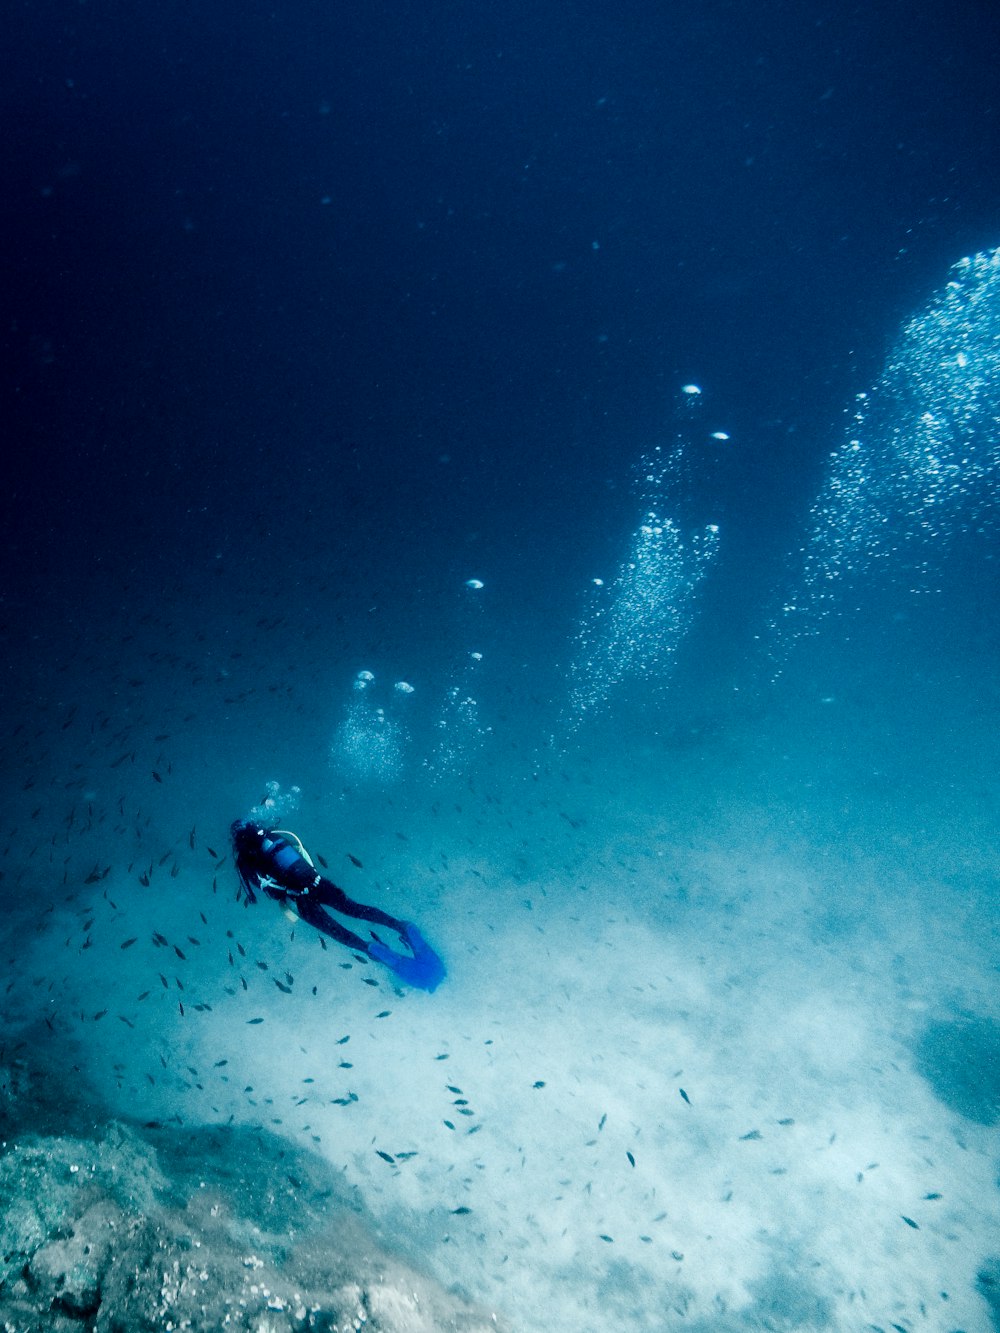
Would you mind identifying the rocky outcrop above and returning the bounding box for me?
[0,1107,503,1332]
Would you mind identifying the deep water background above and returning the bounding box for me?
[2,1,1000,1330]
[4,0,999,602]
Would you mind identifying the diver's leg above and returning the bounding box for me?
[294,896,371,954]
[313,877,408,934]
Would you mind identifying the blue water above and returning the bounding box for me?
[2,2,999,1329]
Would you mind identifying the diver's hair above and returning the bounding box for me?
[231,820,260,904]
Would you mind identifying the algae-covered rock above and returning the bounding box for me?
[0,1117,505,1333]
[28,1199,123,1316]
[0,1118,168,1289]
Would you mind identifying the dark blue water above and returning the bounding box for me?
[3,2,999,1330]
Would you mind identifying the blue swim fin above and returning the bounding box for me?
[370,923,446,991]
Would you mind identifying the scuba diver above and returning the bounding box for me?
[230,820,445,991]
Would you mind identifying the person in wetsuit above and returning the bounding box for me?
[230,820,445,991]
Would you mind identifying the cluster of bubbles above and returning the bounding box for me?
[564,385,723,728]
[329,580,490,787]
[331,670,413,784]
[425,577,490,779]
[248,780,301,825]
[775,247,1000,649]
[268,251,1000,807]
[427,650,490,779]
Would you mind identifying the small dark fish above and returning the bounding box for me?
[136,991,150,1001]
[923,1192,942,1200]
[375,1010,391,1018]
[599,1234,614,1243]
[443,1120,455,1130]
[214,1059,228,1067]
[376,1150,395,1164]
[189,827,196,849]
[119,937,138,950]
[626,1151,635,1167]
[139,872,150,887]
[901,1216,919,1229]
[679,1088,691,1105]
[317,853,328,868]
[187,936,201,946]
[274,979,292,993]
[179,1001,184,1016]
[435,1053,449,1061]
[739,1130,762,1141]
[174,946,186,960]
[247,1017,264,1024]
[598,1113,607,1130]
[451,1206,472,1215]
[93,1009,108,1021]
[256,960,268,971]
[532,1080,545,1089]
[207,846,218,858]
[348,853,363,868]
[111,752,132,768]
[152,772,163,783]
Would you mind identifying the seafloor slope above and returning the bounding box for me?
[0,1050,504,1333]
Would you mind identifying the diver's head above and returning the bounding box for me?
[231,819,266,860]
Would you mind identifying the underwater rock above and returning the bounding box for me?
[913,1013,1000,1125]
[977,1256,1000,1328]
[0,1113,504,1333]
[28,1199,122,1315]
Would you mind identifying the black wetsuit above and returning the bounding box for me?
[231,821,407,955]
